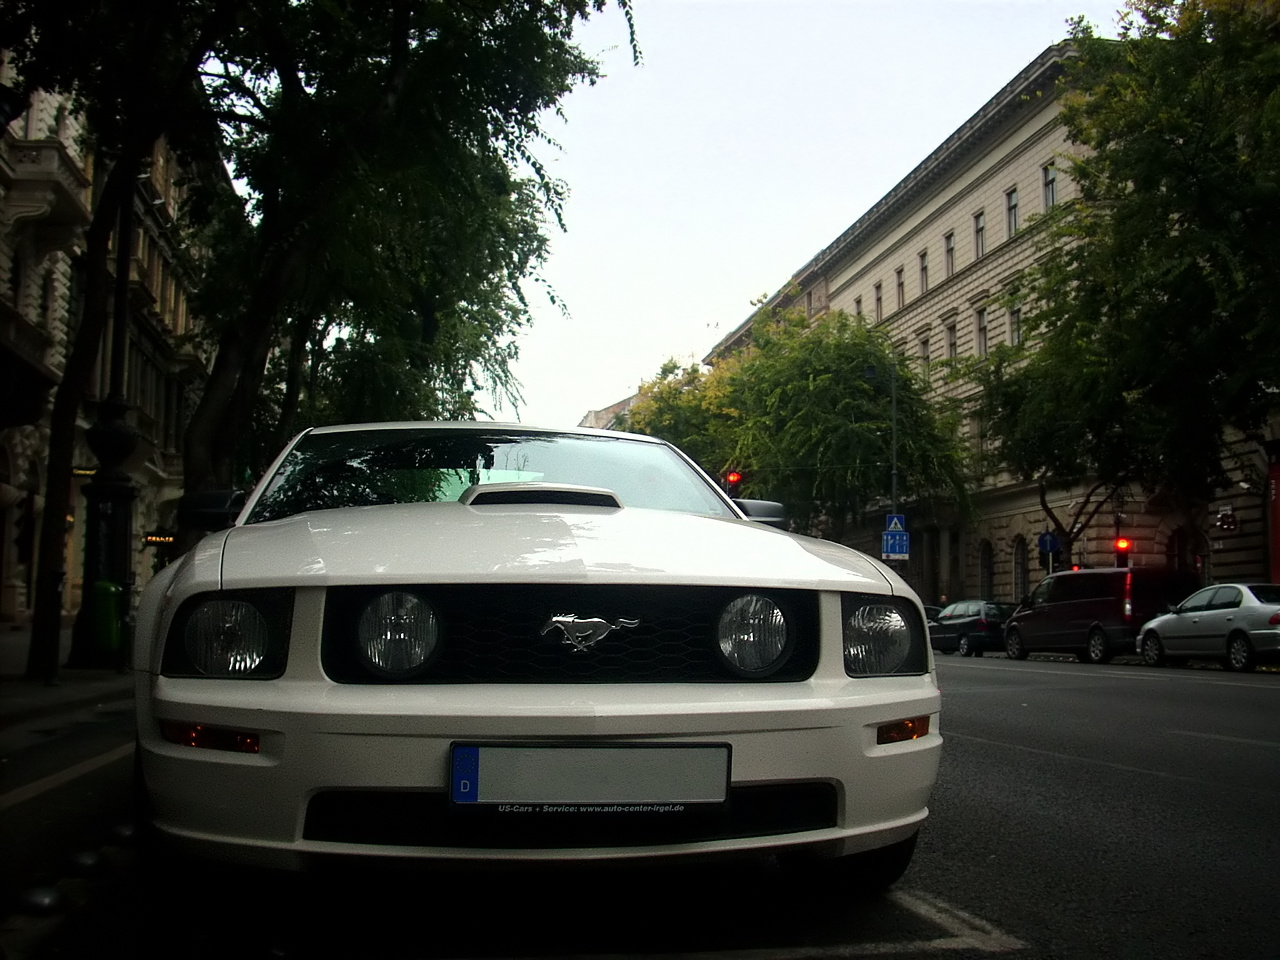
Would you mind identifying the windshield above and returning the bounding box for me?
[245,428,736,524]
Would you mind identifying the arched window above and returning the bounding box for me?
[1012,535,1029,600]
[978,540,994,599]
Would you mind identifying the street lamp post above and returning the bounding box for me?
[66,182,138,669]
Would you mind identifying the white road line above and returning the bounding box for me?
[454,890,1027,959]
[944,731,1205,783]
[1168,730,1280,748]
[890,890,1027,952]
[0,741,134,813]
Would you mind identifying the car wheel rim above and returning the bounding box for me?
[1089,633,1103,661]
[1143,637,1159,665]
[1230,639,1246,669]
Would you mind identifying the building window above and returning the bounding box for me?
[1013,536,1029,600]
[973,212,985,258]
[944,232,955,277]
[1042,164,1057,209]
[919,251,929,294]
[1009,307,1022,346]
[895,267,905,309]
[874,283,882,322]
[854,296,862,318]
[1006,187,1019,238]
[806,290,814,317]
[920,336,931,376]
[945,322,957,359]
[979,541,994,600]
[976,307,988,357]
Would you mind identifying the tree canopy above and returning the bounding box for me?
[970,0,1280,522]
[626,310,970,539]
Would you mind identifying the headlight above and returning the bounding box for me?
[356,591,440,679]
[842,597,927,677]
[163,589,293,679]
[716,593,792,676]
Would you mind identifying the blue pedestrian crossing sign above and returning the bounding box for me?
[886,514,906,532]
[882,530,909,560]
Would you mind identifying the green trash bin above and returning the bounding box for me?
[91,580,123,655]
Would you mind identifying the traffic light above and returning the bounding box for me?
[723,469,743,498]
[1216,512,1238,532]
[1114,536,1132,568]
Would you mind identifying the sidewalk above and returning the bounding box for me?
[0,622,135,729]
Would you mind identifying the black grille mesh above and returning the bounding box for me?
[322,584,818,683]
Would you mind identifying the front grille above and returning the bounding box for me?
[303,783,838,848]
[322,585,819,684]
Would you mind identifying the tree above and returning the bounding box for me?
[970,1,1280,547]
[728,310,968,538]
[2,0,639,675]
[180,0,638,508]
[2,0,240,680]
[621,359,738,476]
[628,311,969,540]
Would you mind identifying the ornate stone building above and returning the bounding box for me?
[0,67,207,625]
[705,43,1277,603]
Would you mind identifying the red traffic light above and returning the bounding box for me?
[1114,537,1132,552]
[725,470,743,485]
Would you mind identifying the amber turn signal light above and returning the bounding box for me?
[876,715,931,745]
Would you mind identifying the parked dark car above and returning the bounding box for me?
[929,601,1015,657]
[1004,566,1200,664]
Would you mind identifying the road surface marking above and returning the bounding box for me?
[0,741,133,813]
[1168,730,1280,748]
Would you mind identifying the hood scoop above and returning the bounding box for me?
[459,482,623,509]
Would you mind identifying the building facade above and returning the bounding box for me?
[0,68,207,627]
[706,43,1277,603]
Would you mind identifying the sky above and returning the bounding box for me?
[482,0,1126,428]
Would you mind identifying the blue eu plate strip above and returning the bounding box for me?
[451,745,480,803]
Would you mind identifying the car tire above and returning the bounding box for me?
[1141,632,1166,667]
[1005,628,1028,660]
[958,635,972,657]
[805,832,919,896]
[1085,627,1113,664]
[1224,633,1256,673]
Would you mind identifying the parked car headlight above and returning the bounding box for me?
[162,589,293,679]
[842,597,927,677]
[356,591,440,679]
[716,593,792,676]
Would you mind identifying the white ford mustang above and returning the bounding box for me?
[134,423,940,888]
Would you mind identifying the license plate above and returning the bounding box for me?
[450,743,730,806]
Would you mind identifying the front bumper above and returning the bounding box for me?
[137,674,941,870]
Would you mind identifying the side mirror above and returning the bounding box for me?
[735,499,789,531]
[1019,594,1031,607]
[178,490,247,531]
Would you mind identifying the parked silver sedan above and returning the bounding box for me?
[1136,583,1280,671]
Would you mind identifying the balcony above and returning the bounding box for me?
[0,133,92,251]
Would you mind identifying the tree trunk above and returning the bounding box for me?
[25,160,129,681]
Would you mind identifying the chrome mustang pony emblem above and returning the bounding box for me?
[540,614,639,653]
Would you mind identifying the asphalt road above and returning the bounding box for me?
[2,658,1277,959]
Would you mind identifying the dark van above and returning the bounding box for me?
[1004,567,1200,664]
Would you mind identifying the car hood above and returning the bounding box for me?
[212,502,895,593]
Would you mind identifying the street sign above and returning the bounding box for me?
[882,530,909,560]
[886,514,905,532]
[1037,531,1059,553]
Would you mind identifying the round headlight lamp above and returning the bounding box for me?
[716,593,791,676]
[356,591,440,679]
[844,603,914,676]
[185,600,272,677]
